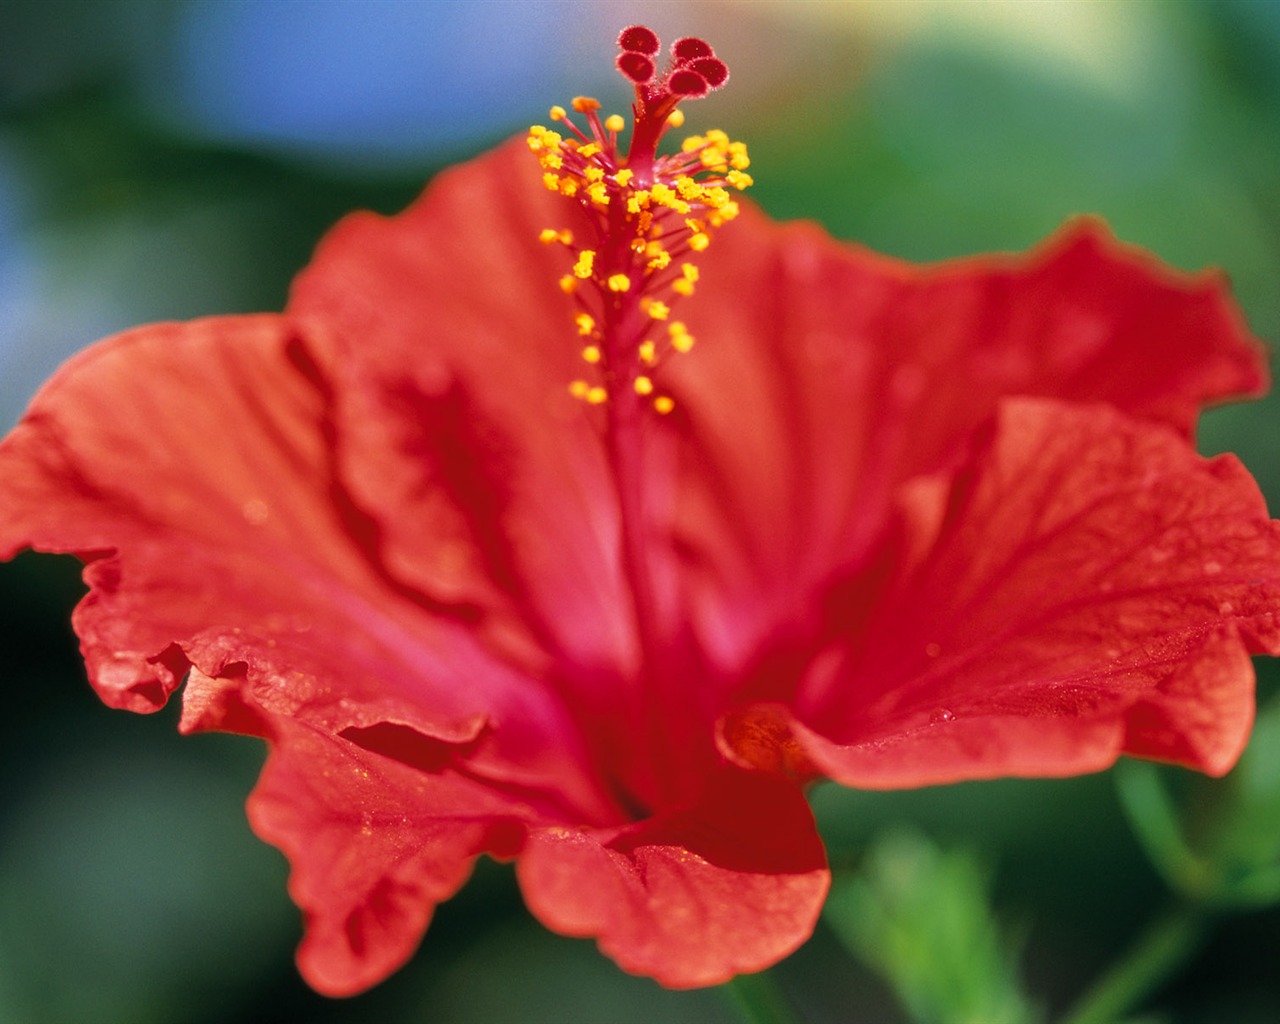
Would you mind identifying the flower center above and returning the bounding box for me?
[527,25,751,415]
[526,27,752,808]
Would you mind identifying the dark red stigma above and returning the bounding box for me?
[615,25,730,100]
[617,51,656,85]
[671,37,714,62]
[618,25,660,55]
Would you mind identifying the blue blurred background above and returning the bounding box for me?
[2,2,1278,1021]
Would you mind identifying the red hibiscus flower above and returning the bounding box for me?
[2,26,1279,996]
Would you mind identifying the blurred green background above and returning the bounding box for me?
[1,2,1278,1022]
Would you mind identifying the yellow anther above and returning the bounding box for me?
[532,93,750,416]
[708,201,739,226]
[669,322,695,353]
[672,263,698,297]
[702,186,731,209]
[675,176,702,200]
[649,183,691,213]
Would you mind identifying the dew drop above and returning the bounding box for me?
[1219,601,1235,616]
[1203,560,1223,575]
[930,707,955,724]
[924,642,942,658]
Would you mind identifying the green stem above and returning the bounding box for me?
[722,971,803,1024]
[1058,904,1210,1024]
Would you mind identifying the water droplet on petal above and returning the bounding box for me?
[930,707,955,724]
[1204,560,1223,575]
[924,642,942,658]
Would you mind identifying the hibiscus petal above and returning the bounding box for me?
[287,141,640,675]
[674,210,1260,647]
[516,768,829,987]
[682,211,1265,500]
[244,706,528,996]
[0,315,606,794]
[724,398,1280,787]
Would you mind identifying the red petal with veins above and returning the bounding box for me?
[670,204,1267,677]
[245,711,528,996]
[289,147,639,677]
[517,768,828,987]
[0,316,575,753]
[720,398,1280,786]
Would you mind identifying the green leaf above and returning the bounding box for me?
[824,829,1039,1024]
